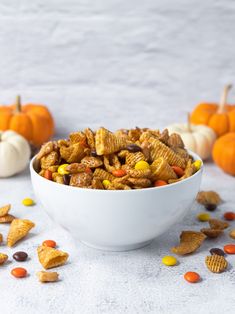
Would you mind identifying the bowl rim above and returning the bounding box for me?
[30,150,203,193]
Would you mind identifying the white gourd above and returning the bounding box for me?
[0,130,31,177]
[167,119,216,160]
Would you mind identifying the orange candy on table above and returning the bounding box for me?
[172,166,184,177]
[43,240,57,248]
[11,267,27,278]
[154,180,168,187]
[224,244,235,254]
[223,211,235,221]
[184,271,200,283]
[112,169,127,177]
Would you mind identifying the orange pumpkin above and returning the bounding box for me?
[190,85,235,137]
[0,96,54,147]
[212,132,235,176]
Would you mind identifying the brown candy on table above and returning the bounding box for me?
[210,248,225,256]
[205,203,217,211]
[13,251,28,262]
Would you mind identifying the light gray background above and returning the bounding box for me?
[0,0,235,136]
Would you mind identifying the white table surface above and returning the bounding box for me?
[1,161,235,314]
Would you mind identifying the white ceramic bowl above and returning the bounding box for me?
[30,152,203,251]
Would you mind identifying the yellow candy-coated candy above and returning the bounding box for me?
[134,161,150,170]
[162,255,177,266]
[197,212,210,222]
[58,164,69,175]
[193,160,202,171]
[103,180,111,188]
[22,198,35,206]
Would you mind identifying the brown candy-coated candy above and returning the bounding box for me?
[13,251,28,262]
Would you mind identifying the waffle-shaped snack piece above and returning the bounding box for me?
[149,138,186,168]
[171,231,206,255]
[150,157,177,181]
[60,143,86,163]
[7,219,35,247]
[0,204,11,217]
[205,255,228,273]
[95,127,129,155]
[37,245,69,269]
[0,214,16,224]
[0,253,8,265]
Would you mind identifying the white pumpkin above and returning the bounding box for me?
[167,122,216,160]
[0,130,31,177]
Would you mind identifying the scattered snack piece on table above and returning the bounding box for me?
[209,248,225,256]
[205,255,228,273]
[42,240,57,248]
[7,219,35,247]
[0,214,16,224]
[13,251,28,262]
[197,213,210,222]
[201,218,229,238]
[223,211,235,221]
[184,271,200,283]
[201,228,223,238]
[209,219,229,230]
[171,231,206,255]
[11,267,27,278]
[22,198,35,206]
[196,191,221,209]
[37,245,69,269]
[224,244,235,254]
[162,255,178,266]
[0,204,11,217]
[35,127,201,190]
[0,253,8,265]
[37,271,59,283]
[229,229,235,240]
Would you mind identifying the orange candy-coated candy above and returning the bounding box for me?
[11,267,27,278]
[223,212,235,221]
[44,169,53,180]
[42,240,57,248]
[172,166,184,177]
[112,169,127,177]
[85,167,92,174]
[154,180,167,187]
[184,271,200,283]
[224,244,235,254]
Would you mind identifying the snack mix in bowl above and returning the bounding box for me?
[35,127,201,190]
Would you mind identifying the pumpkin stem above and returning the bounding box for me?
[218,84,232,113]
[187,113,192,132]
[15,95,22,113]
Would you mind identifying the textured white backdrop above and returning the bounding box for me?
[0,0,235,135]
